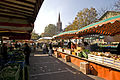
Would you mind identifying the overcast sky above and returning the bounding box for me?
[34,0,116,35]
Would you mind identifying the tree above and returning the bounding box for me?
[65,7,98,31]
[31,30,40,40]
[97,6,115,18]
[114,0,120,10]
[43,24,57,37]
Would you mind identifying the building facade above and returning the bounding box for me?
[99,11,120,20]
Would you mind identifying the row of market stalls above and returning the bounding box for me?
[0,0,44,80]
[53,15,120,80]
[53,15,120,40]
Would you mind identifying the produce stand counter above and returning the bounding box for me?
[0,49,26,80]
[53,47,120,80]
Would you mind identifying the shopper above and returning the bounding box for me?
[23,43,31,65]
[48,42,53,56]
[68,40,71,49]
[42,43,47,54]
[33,43,36,51]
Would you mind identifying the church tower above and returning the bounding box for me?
[57,13,62,33]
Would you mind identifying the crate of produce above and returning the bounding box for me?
[103,57,114,65]
[57,48,62,52]
[8,60,25,69]
[64,49,67,53]
[66,49,71,54]
[88,54,96,61]
[54,51,60,58]
[95,56,104,63]
[0,65,20,80]
[114,60,120,68]
[72,52,76,56]
[53,47,57,50]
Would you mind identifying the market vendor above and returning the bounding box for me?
[1,43,8,62]
[83,42,91,51]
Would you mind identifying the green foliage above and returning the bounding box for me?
[43,24,57,37]
[31,30,40,40]
[114,0,120,10]
[65,7,98,31]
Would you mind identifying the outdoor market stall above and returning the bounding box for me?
[53,15,120,80]
[0,0,44,80]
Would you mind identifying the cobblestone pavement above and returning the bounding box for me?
[29,52,104,80]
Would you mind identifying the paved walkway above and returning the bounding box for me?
[29,51,104,80]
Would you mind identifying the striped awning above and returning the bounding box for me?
[53,30,79,39]
[77,15,120,36]
[0,0,44,40]
[53,15,120,39]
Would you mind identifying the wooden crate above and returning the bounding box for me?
[64,55,71,62]
[80,62,90,74]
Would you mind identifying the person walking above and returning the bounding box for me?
[48,42,53,56]
[33,43,36,51]
[23,43,31,65]
[42,43,47,54]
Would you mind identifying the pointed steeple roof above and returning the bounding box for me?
[58,13,61,22]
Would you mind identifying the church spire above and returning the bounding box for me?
[56,12,62,33]
[58,13,61,22]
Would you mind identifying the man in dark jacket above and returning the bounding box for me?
[24,43,31,65]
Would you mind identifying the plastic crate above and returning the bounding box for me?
[95,56,104,63]
[103,57,114,65]
[114,60,120,68]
